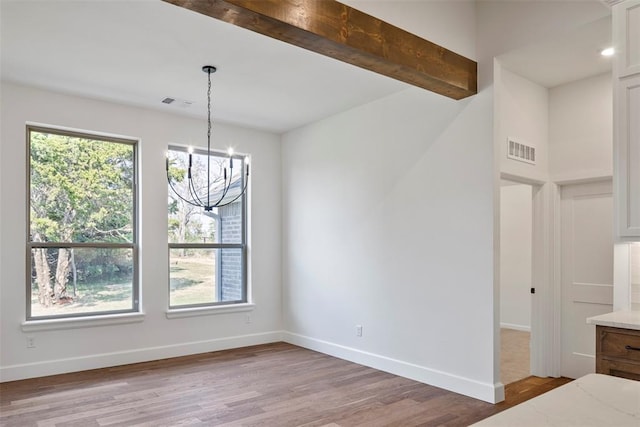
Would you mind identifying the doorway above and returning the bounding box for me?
[499,178,615,383]
[499,180,533,384]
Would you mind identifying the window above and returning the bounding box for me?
[167,146,247,308]
[27,126,138,320]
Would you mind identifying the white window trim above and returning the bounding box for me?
[167,145,249,309]
[26,125,140,320]
[166,303,255,319]
[21,312,145,332]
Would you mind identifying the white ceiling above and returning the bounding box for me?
[498,15,613,88]
[1,1,613,134]
[0,0,409,133]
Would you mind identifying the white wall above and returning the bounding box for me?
[500,184,532,331]
[495,68,613,332]
[549,73,613,183]
[282,84,498,403]
[279,0,505,404]
[496,65,550,183]
[0,83,282,381]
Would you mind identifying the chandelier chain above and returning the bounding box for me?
[207,69,212,144]
[206,68,212,206]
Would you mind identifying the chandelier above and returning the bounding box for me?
[166,65,249,212]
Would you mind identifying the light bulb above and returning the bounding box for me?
[601,47,615,57]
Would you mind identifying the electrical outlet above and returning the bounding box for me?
[245,314,252,324]
[26,337,35,348]
[355,325,363,337]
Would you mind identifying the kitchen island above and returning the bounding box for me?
[588,310,640,380]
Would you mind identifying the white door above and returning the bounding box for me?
[560,180,613,379]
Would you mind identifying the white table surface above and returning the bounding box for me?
[472,374,640,426]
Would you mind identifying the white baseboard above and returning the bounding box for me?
[500,323,531,332]
[282,331,504,403]
[0,331,283,383]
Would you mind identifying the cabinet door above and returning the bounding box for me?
[613,0,640,77]
[616,74,640,236]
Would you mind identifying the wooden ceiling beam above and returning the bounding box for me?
[162,0,477,100]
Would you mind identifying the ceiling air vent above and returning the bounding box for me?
[507,138,536,165]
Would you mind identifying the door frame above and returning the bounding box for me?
[500,173,558,378]
[530,179,562,378]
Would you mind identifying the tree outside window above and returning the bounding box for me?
[27,127,138,319]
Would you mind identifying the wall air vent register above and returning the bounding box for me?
[507,138,536,165]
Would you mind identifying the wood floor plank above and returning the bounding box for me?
[0,342,571,427]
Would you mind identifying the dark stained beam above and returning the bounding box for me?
[162,0,477,100]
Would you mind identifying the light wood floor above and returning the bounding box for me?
[500,328,530,385]
[0,342,570,427]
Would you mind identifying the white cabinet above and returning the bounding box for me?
[615,74,640,236]
[614,0,640,237]
[614,0,640,77]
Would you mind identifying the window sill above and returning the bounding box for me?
[166,303,255,319]
[21,312,145,332]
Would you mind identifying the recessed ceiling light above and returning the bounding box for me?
[601,47,615,57]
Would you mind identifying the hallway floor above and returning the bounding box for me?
[501,328,530,385]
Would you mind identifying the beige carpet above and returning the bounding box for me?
[501,328,531,385]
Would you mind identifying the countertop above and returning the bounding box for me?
[472,374,640,426]
[586,310,640,330]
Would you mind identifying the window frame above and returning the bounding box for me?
[167,145,248,310]
[26,125,139,321]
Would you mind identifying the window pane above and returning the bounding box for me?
[220,248,243,301]
[169,209,219,244]
[167,149,244,244]
[30,247,134,318]
[30,131,134,244]
[169,248,243,307]
[170,248,216,306]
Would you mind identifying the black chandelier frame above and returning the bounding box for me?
[167,65,249,212]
